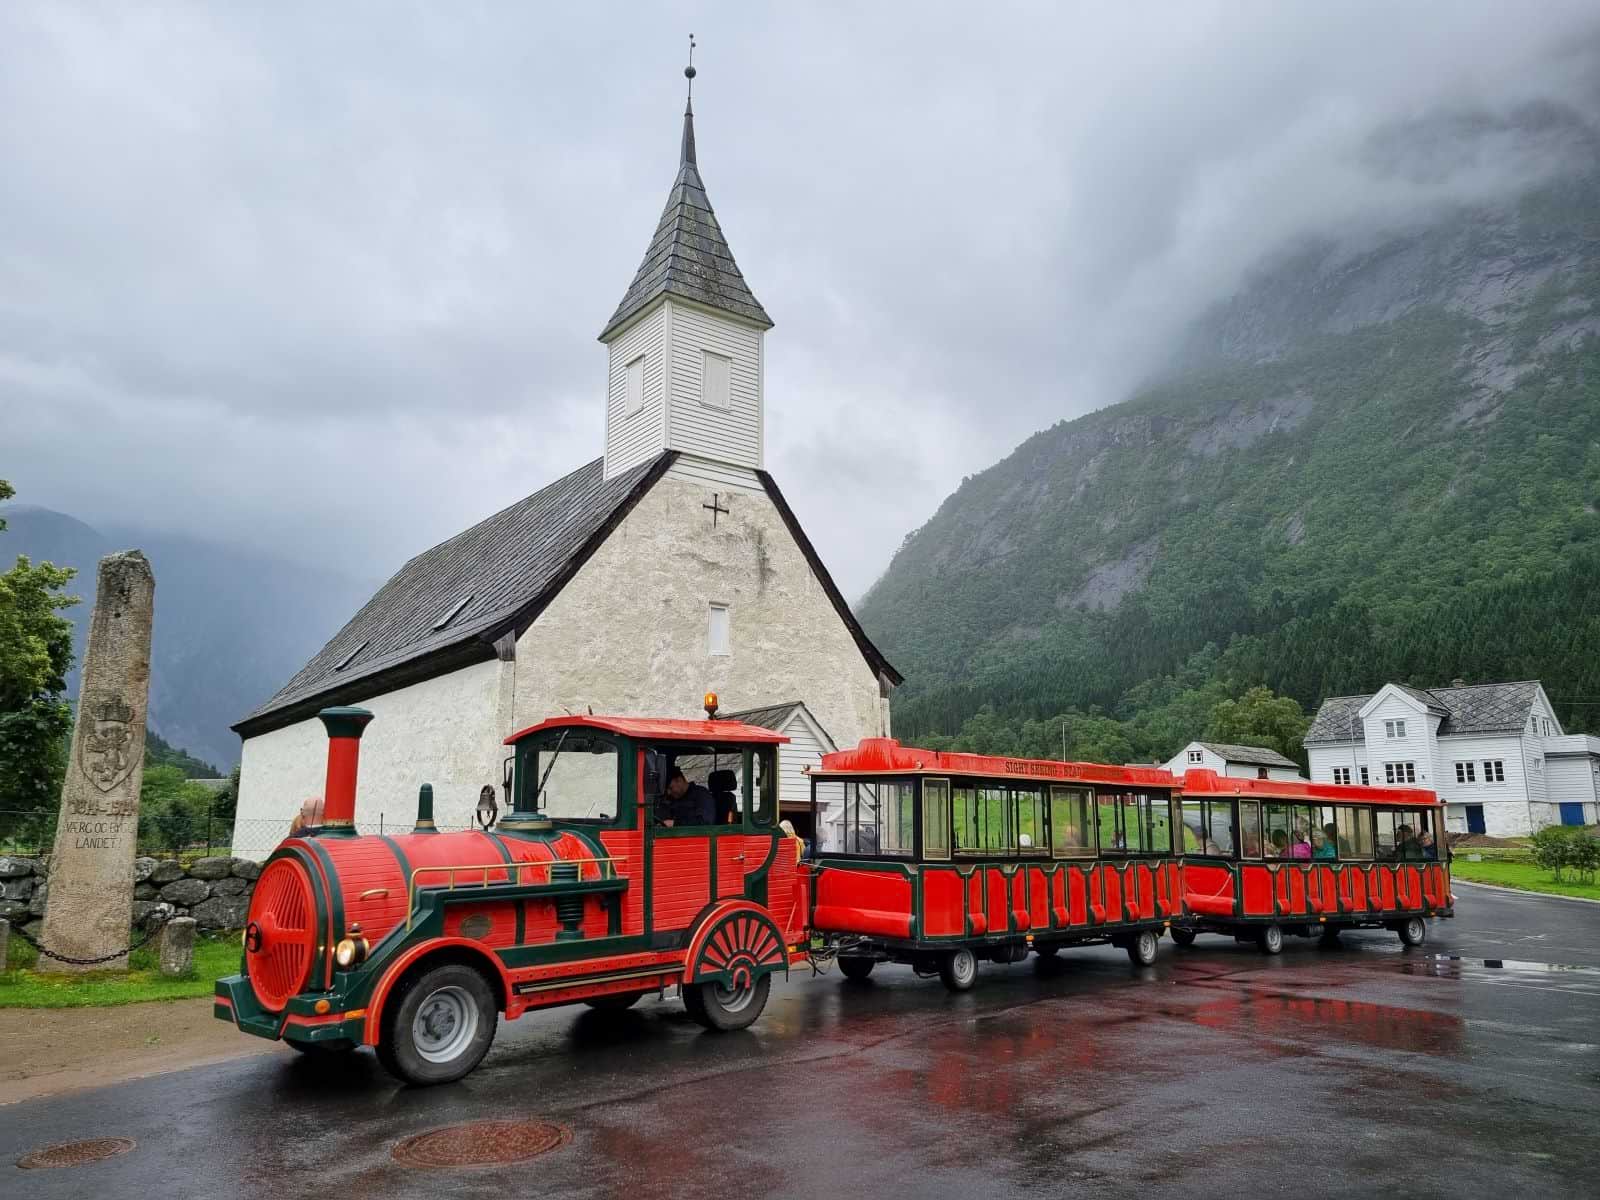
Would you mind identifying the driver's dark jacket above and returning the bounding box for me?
[668,782,716,826]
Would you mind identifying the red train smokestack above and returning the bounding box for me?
[316,706,374,834]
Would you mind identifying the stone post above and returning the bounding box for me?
[0,917,9,973]
[38,551,156,973]
[158,916,196,977]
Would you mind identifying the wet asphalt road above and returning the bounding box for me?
[6,882,1600,1200]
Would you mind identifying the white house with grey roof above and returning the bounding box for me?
[230,74,899,846]
[1162,741,1304,781]
[1305,680,1600,837]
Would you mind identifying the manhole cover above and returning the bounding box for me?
[17,1137,137,1169]
[392,1119,571,1168]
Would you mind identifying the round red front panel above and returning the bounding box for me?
[246,857,319,1012]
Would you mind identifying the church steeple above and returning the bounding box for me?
[601,48,773,481]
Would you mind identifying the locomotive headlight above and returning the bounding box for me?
[334,936,369,968]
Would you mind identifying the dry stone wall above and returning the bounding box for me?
[0,853,258,939]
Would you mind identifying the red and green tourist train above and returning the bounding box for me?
[216,707,1454,1085]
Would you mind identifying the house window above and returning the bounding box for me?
[1384,719,1406,739]
[708,603,730,656]
[1454,762,1477,784]
[1256,767,1269,779]
[1483,759,1505,783]
[624,355,645,414]
[1186,749,1203,764]
[1332,767,1351,786]
[1359,766,1369,786]
[1384,762,1416,785]
[701,350,732,410]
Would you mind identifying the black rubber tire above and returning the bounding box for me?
[938,948,978,992]
[1127,929,1159,967]
[1258,924,1285,955]
[583,991,646,1011]
[1397,916,1427,947]
[838,956,876,982]
[1169,927,1198,948]
[683,973,771,1031]
[376,963,498,1086]
[289,1038,358,1055]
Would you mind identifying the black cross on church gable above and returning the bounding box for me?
[702,492,729,527]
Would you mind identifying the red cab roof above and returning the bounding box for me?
[1178,768,1440,807]
[505,714,789,746]
[813,738,1175,788]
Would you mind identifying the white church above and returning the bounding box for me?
[232,74,900,846]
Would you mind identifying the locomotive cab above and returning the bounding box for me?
[215,707,809,1085]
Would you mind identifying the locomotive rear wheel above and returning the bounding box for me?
[1396,916,1428,947]
[838,956,876,982]
[584,991,646,1011]
[1257,924,1285,955]
[1169,927,1198,948]
[1127,929,1159,967]
[684,972,771,1031]
[377,963,498,1086]
[939,948,978,992]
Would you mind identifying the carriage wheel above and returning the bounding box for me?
[584,991,646,1011]
[377,963,498,1086]
[1257,924,1284,955]
[1396,916,1427,947]
[838,956,876,982]
[1126,929,1159,967]
[939,948,978,992]
[684,972,771,1031]
[1169,927,1198,948]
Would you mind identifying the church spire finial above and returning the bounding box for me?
[681,34,697,167]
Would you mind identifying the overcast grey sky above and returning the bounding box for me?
[4,2,1598,599]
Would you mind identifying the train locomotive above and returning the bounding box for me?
[215,703,809,1084]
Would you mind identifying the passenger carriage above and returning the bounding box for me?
[1173,769,1454,953]
[807,738,1184,989]
[215,702,810,1085]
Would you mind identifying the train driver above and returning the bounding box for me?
[662,768,716,827]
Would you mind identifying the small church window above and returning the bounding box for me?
[433,594,473,631]
[334,640,368,671]
[708,603,730,656]
[701,350,731,410]
[625,355,645,415]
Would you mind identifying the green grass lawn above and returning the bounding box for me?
[1450,857,1600,901]
[0,933,240,1008]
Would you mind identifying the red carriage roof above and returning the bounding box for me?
[1178,768,1440,807]
[505,714,789,746]
[812,738,1175,788]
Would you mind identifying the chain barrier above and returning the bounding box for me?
[10,906,174,967]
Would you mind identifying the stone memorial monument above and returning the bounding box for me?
[38,551,156,973]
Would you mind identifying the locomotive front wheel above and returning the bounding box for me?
[1169,928,1198,948]
[684,972,771,1031]
[1396,916,1427,947]
[1127,929,1159,967]
[377,963,498,1086]
[584,991,646,1011]
[1257,924,1285,955]
[838,956,876,982]
[939,948,978,992]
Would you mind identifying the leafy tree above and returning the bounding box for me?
[137,764,214,854]
[0,480,78,830]
[1204,686,1311,765]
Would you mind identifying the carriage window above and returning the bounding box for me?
[1145,796,1172,853]
[840,780,915,857]
[1262,803,1317,860]
[1376,809,1436,861]
[1333,806,1373,859]
[1098,792,1170,854]
[1309,805,1340,860]
[1180,800,1234,856]
[980,786,1013,854]
[923,779,951,861]
[1014,786,1047,855]
[529,733,620,823]
[1238,801,1262,859]
[1050,786,1095,858]
[952,786,980,853]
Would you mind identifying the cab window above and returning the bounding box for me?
[526,732,620,823]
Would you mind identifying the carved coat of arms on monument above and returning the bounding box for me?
[79,693,137,795]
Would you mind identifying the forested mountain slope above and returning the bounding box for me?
[861,169,1600,741]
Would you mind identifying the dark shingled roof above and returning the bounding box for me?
[1304,681,1544,743]
[234,454,672,736]
[1193,742,1300,769]
[598,100,772,343]
[720,700,807,732]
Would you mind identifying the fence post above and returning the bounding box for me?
[207,800,213,857]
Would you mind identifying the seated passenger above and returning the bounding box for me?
[1288,833,1312,860]
[1312,825,1338,860]
[1394,823,1425,861]
[662,768,715,827]
[1419,831,1438,861]
[1266,830,1289,859]
[708,768,739,825]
